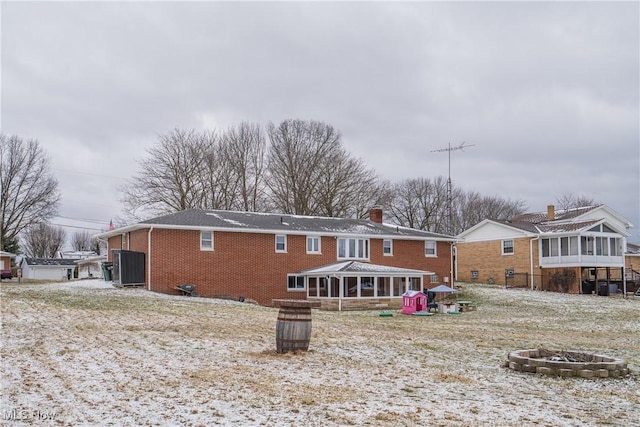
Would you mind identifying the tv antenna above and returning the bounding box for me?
[430,141,475,235]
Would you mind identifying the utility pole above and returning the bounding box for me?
[430,141,475,236]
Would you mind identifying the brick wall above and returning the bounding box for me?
[456,237,538,285]
[111,227,452,306]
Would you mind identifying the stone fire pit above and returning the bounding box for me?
[507,348,629,378]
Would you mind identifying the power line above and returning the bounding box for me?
[53,168,127,181]
[53,215,112,225]
[49,223,106,232]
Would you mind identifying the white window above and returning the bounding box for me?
[383,239,393,256]
[275,235,287,253]
[425,241,437,256]
[560,237,578,256]
[200,231,213,251]
[430,274,439,283]
[337,238,369,260]
[610,238,621,256]
[569,236,578,255]
[596,237,609,256]
[287,275,305,291]
[502,240,514,255]
[306,236,321,254]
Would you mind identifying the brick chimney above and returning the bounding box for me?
[547,204,555,220]
[369,207,383,224]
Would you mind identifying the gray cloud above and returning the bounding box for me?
[2,1,638,241]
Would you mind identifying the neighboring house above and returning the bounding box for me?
[456,204,633,294]
[625,242,640,292]
[97,208,456,309]
[75,254,107,279]
[20,258,79,281]
[1,251,16,279]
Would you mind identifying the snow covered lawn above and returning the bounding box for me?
[1,280,638,426]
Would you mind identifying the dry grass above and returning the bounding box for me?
[1,280,638,426]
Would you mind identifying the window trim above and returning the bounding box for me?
[502,239,514,255]
[424,240,437,257]
[287,274,306,292]
[275,234,287,253]
[337,237,370,260]
[383,239,393,256]
[200,230,214,251]
[306,236,321,254]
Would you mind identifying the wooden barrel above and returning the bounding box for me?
[273,299,321,354]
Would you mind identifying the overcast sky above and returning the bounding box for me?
[2,1,639,245]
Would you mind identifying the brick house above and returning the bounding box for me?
[625,243,640,293]
[98,208,456,309]
[456,204,633,295]
[1,251,16,279]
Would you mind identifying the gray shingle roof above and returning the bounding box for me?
[24,258,79,266]
[511,205,599,223]
[300,261,433,275]
[495,218,601,234]
[492,205,607,235]
[140,209,455,240]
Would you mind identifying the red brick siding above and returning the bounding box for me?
[118,228,452,305]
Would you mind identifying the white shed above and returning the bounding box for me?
[21,258,79,281]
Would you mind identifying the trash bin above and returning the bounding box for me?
[598,283,609,296]
[609,283,618,294]
[102,262,113,281]
[581,281,594,294]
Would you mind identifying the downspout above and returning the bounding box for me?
[622,237,627,298]
[451,242,456,286]
[147,227,154,291]
[530,236,539,290]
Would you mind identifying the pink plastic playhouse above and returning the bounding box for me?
[401,290,426,315]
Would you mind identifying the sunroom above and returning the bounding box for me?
[538,220,628,294]
[294,261,435,311]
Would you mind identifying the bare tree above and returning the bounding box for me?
[120,129,213,220]
[21,223,66,258]
[353,179,395,220]
[388,177,526,235]
[71,230,93,251]
[314,149,382,218]
[555,193,596,211]
[267,119,376,217]
[0,135,60,252]
[454,191,526,233]
[219,122,267,212]
[388,177,450,233]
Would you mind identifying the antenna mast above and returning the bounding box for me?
[430,141,475,235]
